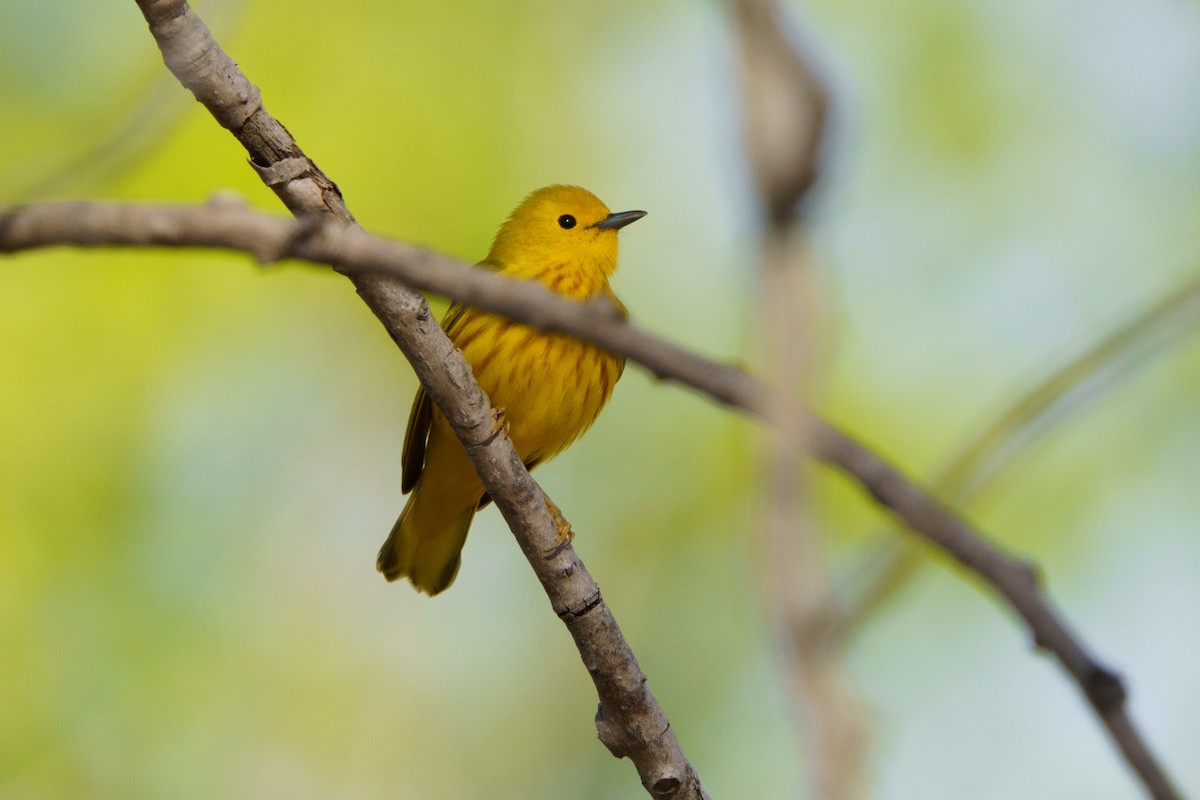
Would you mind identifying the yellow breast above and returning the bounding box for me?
[450,310,623,465]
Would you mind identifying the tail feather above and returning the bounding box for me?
[377,481,477,596]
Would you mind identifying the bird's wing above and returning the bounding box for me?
[401,386,433,494]
[400,301,474,493]
[440,301,471,337]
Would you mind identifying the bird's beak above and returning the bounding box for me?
[594,210,647,230]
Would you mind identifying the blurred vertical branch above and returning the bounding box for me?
[729,0,826,221]
[727,2,871,800]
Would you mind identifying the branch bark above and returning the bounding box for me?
[0,197,1184,799]
[126,1,710,797]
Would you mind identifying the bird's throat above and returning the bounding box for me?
[535,258,612,301]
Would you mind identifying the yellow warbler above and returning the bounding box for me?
[377,185,645,595]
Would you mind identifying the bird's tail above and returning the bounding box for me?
[376,481,476,596]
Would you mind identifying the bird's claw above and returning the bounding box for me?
[482,407,510,445]
[542,495,575,559]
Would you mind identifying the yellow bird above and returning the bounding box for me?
[377,185,646,595]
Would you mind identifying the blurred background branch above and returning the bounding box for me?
[0,0,242,203]
[725,1,873,799]
[728,0,1185,795]
[832,274,1200,641]
[729,0,827,223]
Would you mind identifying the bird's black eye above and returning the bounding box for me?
[557,214,577,229]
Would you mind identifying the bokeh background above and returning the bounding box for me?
[3,0,1199,798]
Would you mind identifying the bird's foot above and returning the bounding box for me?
[542,495,575,559]
[483,406,510,444]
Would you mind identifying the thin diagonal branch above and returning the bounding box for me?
[0,198,1185,799]
[127,1,709,797]
[941,277,1200,500]
[808,424,1177,800]
[835,275,1200,639]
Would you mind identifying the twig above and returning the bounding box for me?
[1,0,243,203]
[835,275,1200,637]
[808,425,1181,800]
[0,198,1185,798]
[127,1,710,797]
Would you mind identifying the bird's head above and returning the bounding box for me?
[487,185,645,278]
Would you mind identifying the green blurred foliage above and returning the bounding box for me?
[2,0,1199,798]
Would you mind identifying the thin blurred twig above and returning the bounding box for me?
[0,198,1185,799]
[1,0,243,202]
[834,275,1200,639]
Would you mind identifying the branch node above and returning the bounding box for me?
[651,776,682,796]
[556,589,604,621]
[252,156,311,187]
[585,295,627,322]
[1014,558,1042,589]
[261,213,331,265]
[1084,663,1128,711]
[595,703,628,758]
[205,190,248,212]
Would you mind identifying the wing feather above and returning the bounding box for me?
[401,387,433,494]
[401,302,474,493]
